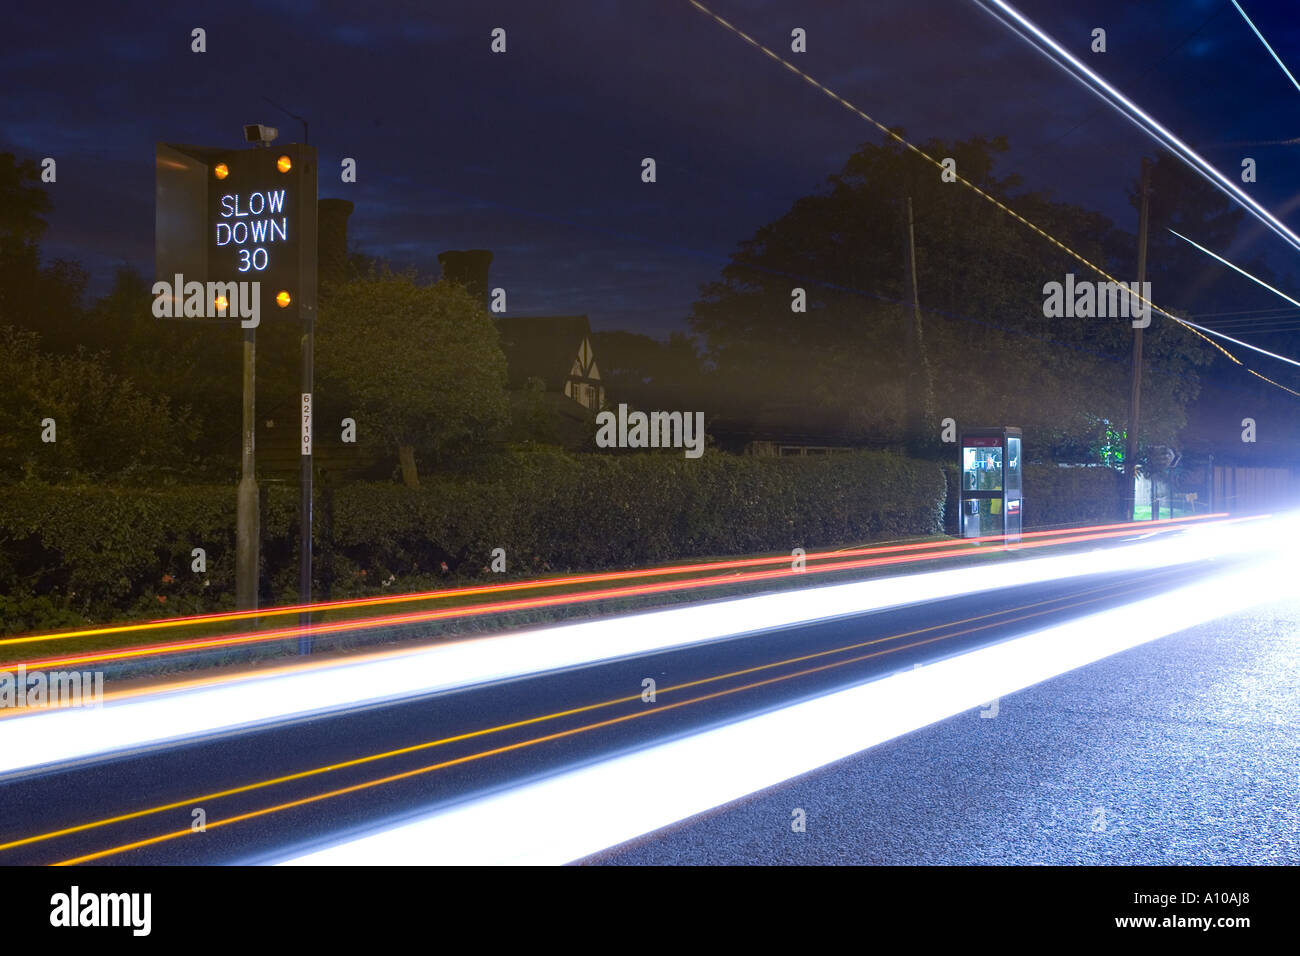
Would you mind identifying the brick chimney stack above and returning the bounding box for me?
[318,198,355,285]
[437,249,493,309]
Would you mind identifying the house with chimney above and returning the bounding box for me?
[494,315,605,413]
[438,249,607,447]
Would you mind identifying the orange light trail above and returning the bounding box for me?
[0,514,1225,650]
[2,517,1236,673]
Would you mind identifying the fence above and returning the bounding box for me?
[1211,465,1300,515]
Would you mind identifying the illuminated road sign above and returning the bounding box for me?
[156,142,317,323]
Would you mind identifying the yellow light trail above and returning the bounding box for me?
[1248,368,1300,398]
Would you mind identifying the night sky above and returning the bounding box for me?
[4,0,1299,339]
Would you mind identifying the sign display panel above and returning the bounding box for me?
[156,142,317,323]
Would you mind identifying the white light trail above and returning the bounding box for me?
[275,525,1297,866]
[1168,228,1300,369]
[0,522,1263,779]
[972,0,1300,259]
[1231,0,1300,95]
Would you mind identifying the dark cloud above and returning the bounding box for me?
[3,0,1298,335]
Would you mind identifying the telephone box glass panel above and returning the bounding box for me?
[962,444,1003,492]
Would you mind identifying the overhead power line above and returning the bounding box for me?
[969,0,1300,262]
[684,0,1300,400]
[1189,306,1300,319]
[1169,228,1300,369]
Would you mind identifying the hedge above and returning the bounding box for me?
[941,460,1125,533]
[0,482,298,633]
[1021,463,1125,528]
[0,449,946,632]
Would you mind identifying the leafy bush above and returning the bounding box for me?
[0,450,946,623]
[1022,463,1124,528]
[0,326,195,484]
[941,459,1124,531]
[0,590,88,636]
[0,482,296,625]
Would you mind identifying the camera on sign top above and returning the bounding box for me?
[243,124,279,146]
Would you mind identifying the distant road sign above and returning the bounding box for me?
[1152,445,1180,469]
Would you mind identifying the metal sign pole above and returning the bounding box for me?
[298,316,314,652]
[298,152,318,654]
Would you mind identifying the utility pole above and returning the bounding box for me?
[902,196,933,456]
[298,279,316,652]
[1125,157,1152,521]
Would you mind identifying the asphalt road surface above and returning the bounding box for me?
[583,592,1300,865]
[0,543,1281,865]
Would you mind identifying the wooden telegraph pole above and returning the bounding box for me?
[1125,158,1152,521]
[902,196,933,456]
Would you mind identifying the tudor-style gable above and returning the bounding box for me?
[496,316,606,412]
[565,336,603,410]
